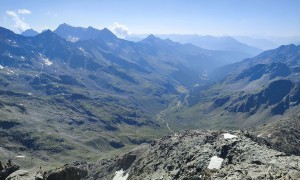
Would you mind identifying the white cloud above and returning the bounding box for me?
[109,22,130,38]
[6,9,31,32]
[17,9,31,14]
[6,11,17,17]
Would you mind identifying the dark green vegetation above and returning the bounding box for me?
[0,24,299,169]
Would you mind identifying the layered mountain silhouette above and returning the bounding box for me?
[167,44,300,130]
[155,34,263,60]
[0,24,259,164]
[0,24,299,175]
[54,23,117,42]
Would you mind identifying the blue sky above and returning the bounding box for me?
[1,0,300,37]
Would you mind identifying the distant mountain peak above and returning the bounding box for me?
[21,29,39,36]
[58,23,72,28]
[41,29,53,34]
[147,34,156,39]
[100,27,115,35]
[140,34,163,43]
[37,29,60,39]
[102,27,111,32]
[278,44,296,49]
[54,24,118,42]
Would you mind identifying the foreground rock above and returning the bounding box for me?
[0,165,19,180]
[46,164,87,180]
[45,130,300,179]
[5,169,43,180]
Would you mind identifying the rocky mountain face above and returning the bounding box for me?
[224,80,300,115]
[42,130,300,180]
[0,24,255,165]
[250,112,300,156]
[1,24,300,179]
[0,26,165,164]
[53,23,117,42]
[164,44,300,130]
[210,44,300,81]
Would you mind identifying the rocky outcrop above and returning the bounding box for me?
[234,62,291,82]
[45,163,88,180]
[249,112,300,156]
[0,165,19,180]
[46,130,300,179]
[226,79,296,115]
[5,169,43,180]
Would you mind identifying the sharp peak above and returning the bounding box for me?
[99,28,117,37]
[102,27,111,31]
[143,34,163,41]
[42,29,53,33]
[147,34,158,39]
[38,29,58,37]
[87,26,97,30]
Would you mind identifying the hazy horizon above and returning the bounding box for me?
[1,0,300,39]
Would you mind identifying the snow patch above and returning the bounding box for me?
[39,54,53,66]
[78,47,88,55]
[257,134,263,137]
[107,42,117,48]
[290,101,297,106]
[67,35,80,42]
[223,133,237,139]
[44,58,53,66]
[0,65,3,69]
[113,169,129,180]
[207,156,223,170]
[16,155,25,158]
[28,93,32,96]
[7,69,15,74]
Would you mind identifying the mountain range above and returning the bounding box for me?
[126,34,266,61]
[164,44,300,130]
[0,24,260,165]
[0,23,300,178]
[156,34,263,58]
[17,25,268,63]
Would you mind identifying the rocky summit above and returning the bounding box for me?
[44,130,300,180]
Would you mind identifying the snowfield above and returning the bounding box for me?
[223,133,237,139]
[113,169,129,180]
[207,156,224,170]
